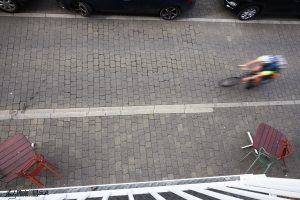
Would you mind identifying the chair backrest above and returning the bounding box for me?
[254,123,294,160]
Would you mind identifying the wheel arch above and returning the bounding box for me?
[237,3,263,15]
[72,0,94,11]
[159,4,182,15]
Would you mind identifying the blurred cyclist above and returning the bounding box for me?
[239,55,287,83]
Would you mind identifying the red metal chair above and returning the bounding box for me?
[241,123,294,173]
[17,153,62,188]
[0,133,62,188]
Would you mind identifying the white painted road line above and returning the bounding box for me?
[0,100,299,120]
[1,13,300,25]
[0,105,213,120]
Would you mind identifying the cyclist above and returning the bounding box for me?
[239,55,287,84]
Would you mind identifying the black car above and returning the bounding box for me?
[56,0,195,20]
[224,0,300,20]
[0,0,28,12]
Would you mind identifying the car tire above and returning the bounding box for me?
[160,6,180,20]
[238,6,260,20]
[78,2,93,17]
[0,0,19,13]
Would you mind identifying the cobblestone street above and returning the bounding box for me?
[0,14,300,190]
[0,18,299,110]
[0,106,299,189]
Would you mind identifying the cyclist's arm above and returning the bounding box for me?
[239,59,261,68]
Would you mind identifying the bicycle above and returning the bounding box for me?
[218,69,277,89]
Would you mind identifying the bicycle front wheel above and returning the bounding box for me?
[218,77,241,87]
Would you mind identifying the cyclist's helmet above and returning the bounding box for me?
[275,55,288,69]
[258,55,287,69]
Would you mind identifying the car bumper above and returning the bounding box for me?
[17,0,29,5]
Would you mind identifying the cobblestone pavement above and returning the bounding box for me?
[0,105,299,189]
[0,16,300,189]
[0,17,300,110]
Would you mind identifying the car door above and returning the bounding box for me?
[91,0,123,12]
[266,0,298,14]
[295,0,300,13]
[119,0,141,13]
[123,0,163,14]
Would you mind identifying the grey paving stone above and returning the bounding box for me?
[0,106,299,189]
[1,17,299,110]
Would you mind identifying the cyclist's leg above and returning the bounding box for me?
[242,73,264,83]
[261,71,275,77]
[243,70,276,83]
[260,71,278,82]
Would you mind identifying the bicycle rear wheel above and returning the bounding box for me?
[218,77,241,87]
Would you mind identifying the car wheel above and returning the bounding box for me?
[0,0,18,13]
[238,6,260,20]
[78,2,92,17]
[160,6,180,20]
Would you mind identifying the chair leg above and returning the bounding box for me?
[28,176,44,188]
[43,164,62,178]
[264,164,272,174]
[22,173,44,188]
[245,156,260,173]
[30,163,45,177]
[240,151,255,162]
[264,163,273,174]
[36,154,61,178]
[44,159,60,170]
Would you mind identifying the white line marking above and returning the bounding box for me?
[0,100,299,120]
[0,13,300,25]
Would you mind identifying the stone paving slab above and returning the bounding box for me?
[0,17,300,110]
[0,105,299,189]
